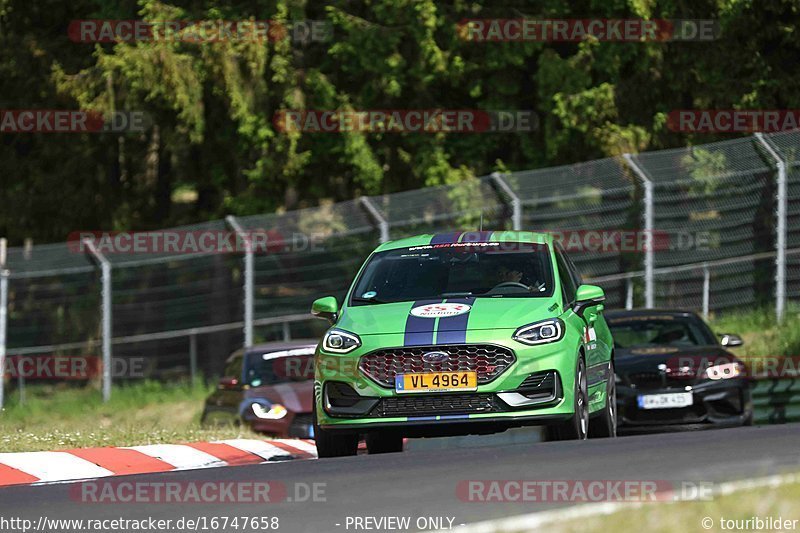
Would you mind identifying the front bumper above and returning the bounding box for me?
[315,335,584,436]
[617,378,752,427]
[241,410,315,438]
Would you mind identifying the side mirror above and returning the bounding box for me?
[312,296,339,324]
[218,376,240,390]
[573,284,606,317]
[719,333,744,347]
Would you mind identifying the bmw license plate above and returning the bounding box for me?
[395,371,477,394]
[637,392,693,410]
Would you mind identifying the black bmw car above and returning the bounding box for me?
[606,310,753,430]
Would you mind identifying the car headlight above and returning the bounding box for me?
[704,362,744,380]
[251,402,288,420]
[322,329,361,354]
[513,319,565,346]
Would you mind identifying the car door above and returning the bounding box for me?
[555,244,607,370]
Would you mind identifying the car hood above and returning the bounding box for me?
[244,380,313,413]
[615,345,740,375]
[337,297,560,335]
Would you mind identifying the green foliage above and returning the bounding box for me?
[2,0,799,241]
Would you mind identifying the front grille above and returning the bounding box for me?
[359,344,516,388]
[371,393,499,418]
[627,372,693,389]
[628,372,664,388]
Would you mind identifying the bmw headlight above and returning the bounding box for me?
[322,329,361,354]
[251,402,288,420]
[513,319,565,346]
[704,362,745,380]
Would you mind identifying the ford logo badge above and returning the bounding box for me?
[422,351,449,364]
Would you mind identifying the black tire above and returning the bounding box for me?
[313,404,358,458]
[366,432,404,454]
[742,386,754,426]
[546,356,589,441]
[588,362,617,438]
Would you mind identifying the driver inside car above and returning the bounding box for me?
[496,264,524,284]
[487,262,546,294]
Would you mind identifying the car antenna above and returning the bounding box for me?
[479,213,484,232]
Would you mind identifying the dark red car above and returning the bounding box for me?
[201,341,317,438]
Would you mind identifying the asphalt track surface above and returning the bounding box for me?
[2,424,799,533]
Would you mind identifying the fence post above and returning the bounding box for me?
[359,197,390,243]
[702,265,711,319]
[0,264,8,411]
[754,133,787,323]
[83,240,113,402]
[625,277,634,310]
[623,154,655,308]
[226,216,254,347]
[490,172,522,230]
[17,369,25,405]
[189,332,197,385]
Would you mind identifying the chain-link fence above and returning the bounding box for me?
[0,133,797,402]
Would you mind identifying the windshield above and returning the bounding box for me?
[244,353,314,387]
[607,316,718,349]
[350,242,554,305]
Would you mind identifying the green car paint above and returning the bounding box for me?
[311,231,614,449]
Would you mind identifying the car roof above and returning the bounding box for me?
[374,231,552,252]
[604,309,702,320]
[227,340,318,360]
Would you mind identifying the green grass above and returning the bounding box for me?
[710,303,800,358]
[0,380,260,452]
[552,478,800,533]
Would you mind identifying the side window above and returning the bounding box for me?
[561,245,583,288]
[223,353,244,380]
[555,247,577,306]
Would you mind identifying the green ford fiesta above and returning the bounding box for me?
[310,231,616,457]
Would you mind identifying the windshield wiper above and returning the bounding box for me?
[440,292,473,298]
[351,296,389,305]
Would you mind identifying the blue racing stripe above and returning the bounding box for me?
[404,299,441,346]
[435,297,474,345]
[430,232,464,245]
